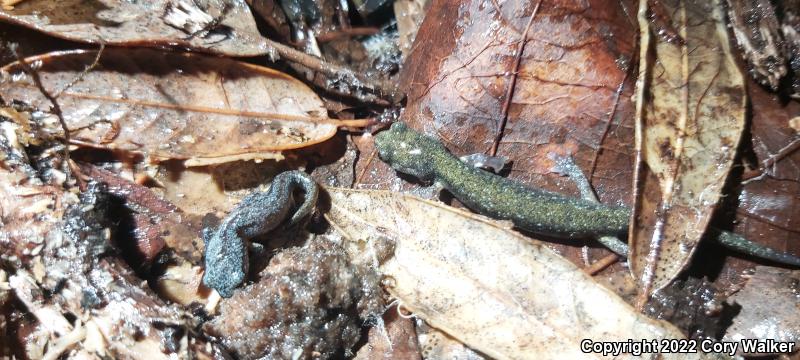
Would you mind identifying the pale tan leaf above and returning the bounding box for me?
[325,188,716,360]
[630,0,747,296]
[0,48,353,165]
[416,325,484,360]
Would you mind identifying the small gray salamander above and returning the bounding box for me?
[202,170,318,298]
[374,122,800,266]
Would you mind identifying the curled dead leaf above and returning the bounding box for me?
[631,0,747,298]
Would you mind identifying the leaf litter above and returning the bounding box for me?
[0,0,799,359]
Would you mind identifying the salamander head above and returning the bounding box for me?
[202,227,247,298]
[375,122,441,181]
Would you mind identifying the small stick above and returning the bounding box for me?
[10,44,72,181]
[489,0,543,156]
[355,148,378,186]
[585,253,619,275]
[31,90,375,127]
[54,44,105,98]
[588,68,629,180]
[264,38,395,104]
[317,27,380,42]
[742,136,800,181]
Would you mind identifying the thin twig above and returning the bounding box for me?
[54,44,105,98]
[588,68,629,180]
[184,1,233,41]
[631,0,651,311]
[10,44,72,181]
[264,38,396,105]
[22,89,374,127]
[489,0,543,156]
[355,148,378,186]
[742,136,800,181]
[316,27,380,42]
[584,253,619,275]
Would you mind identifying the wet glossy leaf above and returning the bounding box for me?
[0,0,271,56]
[325,188,708,360]
[355,0,638,264]
[717,81,800,284]
[723,266,800,356]
[0,48,347,165]
[630,0,746,295]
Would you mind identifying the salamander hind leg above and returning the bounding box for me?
[549,154,629,256]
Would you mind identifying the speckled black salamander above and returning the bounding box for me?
[202,170,318,298]
[374,122,800,266]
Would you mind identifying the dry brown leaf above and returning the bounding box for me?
[0,48,351,165]
[0,0,271,57]
[152,259,208,306]
[325,187,714,360]
[630,0,746,297]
